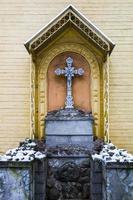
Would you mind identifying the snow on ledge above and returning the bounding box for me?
[0,139,46,162]
[92,143,133,163]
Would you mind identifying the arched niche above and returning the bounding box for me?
[38,43,100,139]
[24,5,115,141]
[47,51,91,112]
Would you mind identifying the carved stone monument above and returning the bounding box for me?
[45,57,93,199]
[45,57,94,149]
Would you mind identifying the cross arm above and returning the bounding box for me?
[74,68,84,76]
[55,68,65,76]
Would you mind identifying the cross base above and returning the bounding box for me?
[65,95,74,109]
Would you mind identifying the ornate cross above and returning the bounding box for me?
[55,57,84,109]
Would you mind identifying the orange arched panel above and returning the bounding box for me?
[47,52,91,112]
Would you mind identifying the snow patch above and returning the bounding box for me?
[0,139,46,162]
[92,143,133,163]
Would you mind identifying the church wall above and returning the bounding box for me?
[0,0,133,153]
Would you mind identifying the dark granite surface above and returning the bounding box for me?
[0,138,133,200]
[45,108,93,121]
[47,145,91,158]
[47,157,91,200]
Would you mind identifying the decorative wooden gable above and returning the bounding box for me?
[25,5,115,55]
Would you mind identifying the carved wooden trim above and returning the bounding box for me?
[25,5,115,55]
[30,11,109,53]
[103,54,110,142]
[37,43,100,138]
[30,55,36,139]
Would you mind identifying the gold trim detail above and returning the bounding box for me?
[103,53,110,142]
[30,56,36,139]
[37,43,101,139]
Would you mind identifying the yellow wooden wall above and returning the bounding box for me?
[0,0,133,153]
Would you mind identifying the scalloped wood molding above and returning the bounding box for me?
[25,5,115,55]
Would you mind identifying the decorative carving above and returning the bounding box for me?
[47,157,91,199]
[30,55,36,139]
[56,162,80,182]
[38,43,100,138]
[55,56,84,109]
[103,54,110,142]
[30,11,109,53]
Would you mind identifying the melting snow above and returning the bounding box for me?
[92,143,133,163]
[0,139,46,162]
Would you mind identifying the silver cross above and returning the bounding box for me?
[55,57,84,109]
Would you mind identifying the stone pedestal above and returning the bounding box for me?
[46,146,91,200]
[45,108,94,150]
[45,108,94,199]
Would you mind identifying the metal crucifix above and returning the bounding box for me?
[55,57,84,109]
